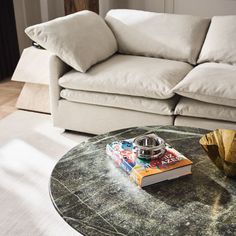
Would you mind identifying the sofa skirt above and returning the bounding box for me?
[54,99,174,134]
[175,116,236,130]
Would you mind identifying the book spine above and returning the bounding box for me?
[129,169,143,187]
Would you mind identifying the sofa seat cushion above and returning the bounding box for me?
[173,63,236,107]
[59,54,192,99]
[198,16,236,65]
[105,9,210,65]
[175,98,236,122]
[60,89,179,115]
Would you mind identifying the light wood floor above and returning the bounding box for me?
[0,78,24,120]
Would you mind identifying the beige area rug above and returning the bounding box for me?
[0,110,91,236]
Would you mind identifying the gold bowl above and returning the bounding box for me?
[199,129,236,177]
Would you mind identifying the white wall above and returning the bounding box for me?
[127,0,165,12]
[99,0,165,17]
[173,0,236,16]
[99,0,236,17]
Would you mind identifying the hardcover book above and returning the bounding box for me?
[106,138,193,187]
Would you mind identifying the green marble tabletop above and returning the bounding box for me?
[50,126,236,236]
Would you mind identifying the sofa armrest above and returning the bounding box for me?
[12,46,55,85]
[49,53,70,115]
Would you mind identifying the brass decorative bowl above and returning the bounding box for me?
[199,129,236,177]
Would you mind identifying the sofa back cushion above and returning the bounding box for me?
[25,10,117,73]
[198,16,236,65]
[105,10,210,65]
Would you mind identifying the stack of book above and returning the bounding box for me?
[106,137,193,187]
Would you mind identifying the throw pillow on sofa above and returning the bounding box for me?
[173,62,236,107]
[198,15,236,65]
[105,9,210,65]
[25,10,117,72]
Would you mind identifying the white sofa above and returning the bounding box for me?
[24,10,236,134]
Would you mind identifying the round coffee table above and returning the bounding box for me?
[50,126,236,236]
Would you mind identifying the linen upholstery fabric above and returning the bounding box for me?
[105,10,210,65]
[25,10,117,72]
[175,117,236,131]
[60,89,179,115]
[175,98,236,122]
[12,46,52,85]
[173,63,236,107]
[56,100,174,134]
[59,54,192,99]
[49,50,70,117]
[198,16,236,64]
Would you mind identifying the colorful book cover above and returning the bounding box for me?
[106,138,193,187]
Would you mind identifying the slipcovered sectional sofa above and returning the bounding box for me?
[25,10,236,134]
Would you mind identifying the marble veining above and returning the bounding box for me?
[50,126,236,236]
